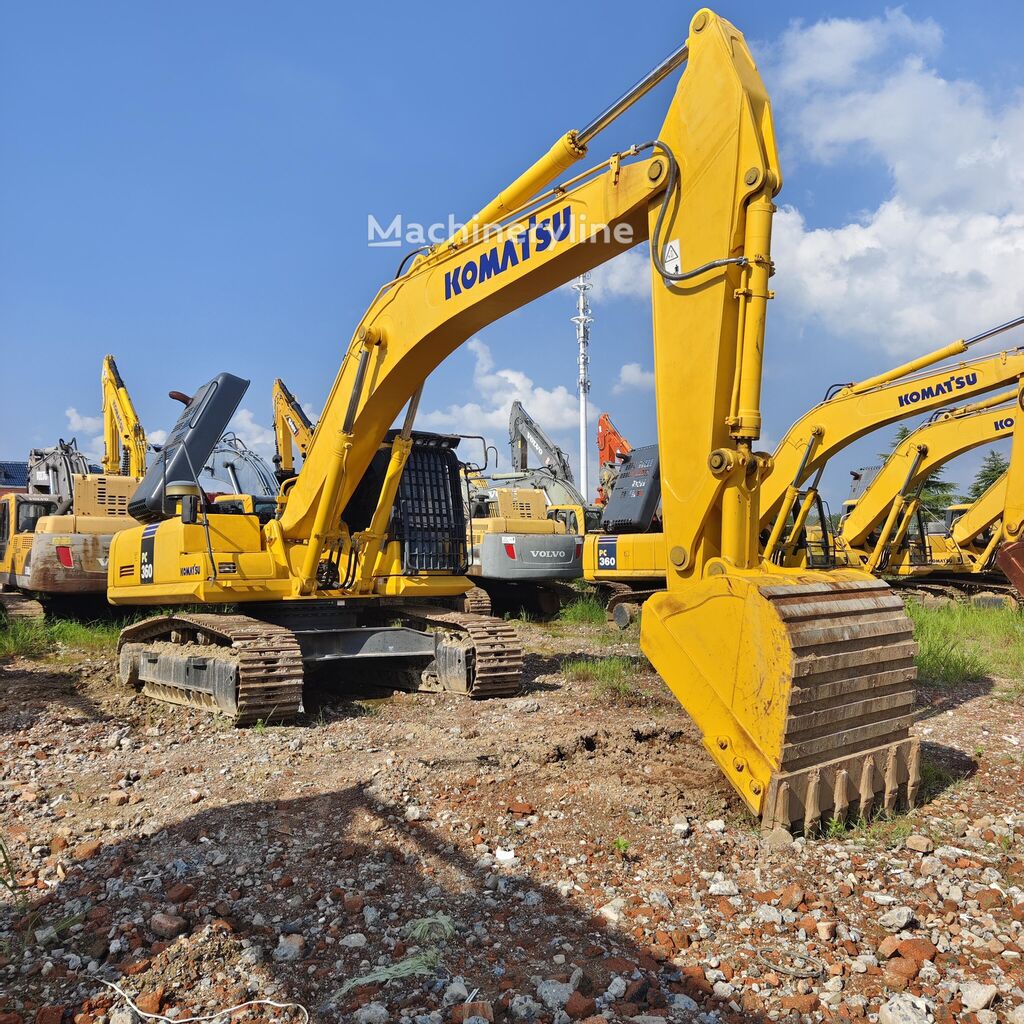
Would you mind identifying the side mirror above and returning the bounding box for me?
[180,494,200,525]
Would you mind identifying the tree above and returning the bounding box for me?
[968,449,1010,500]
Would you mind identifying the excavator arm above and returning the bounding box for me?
[596,412,632,505]
[838,387,1020,570]
[508,400,575,481]
[272,378,315,483]
[101,355,148,478]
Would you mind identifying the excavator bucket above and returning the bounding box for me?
[641,573,920,834]
[996,541,1024,598]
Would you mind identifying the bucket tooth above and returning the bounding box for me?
[883,746,899,815]
[906,739,921,809]
[803,769,822,836]
[832,769,850,826]
[641,573,921,833]
[858,758,876,821]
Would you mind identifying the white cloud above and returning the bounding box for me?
[767,10,941,96]
[65,407,102,435]
[773,201,1024,354]
[419,338,580,470]
[148,429,168,447]
[589,247,651,301]
[761,13,1024,356]
[612,363,655,394]
[228,408,276,458]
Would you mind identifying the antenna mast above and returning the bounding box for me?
[571,273,593,501]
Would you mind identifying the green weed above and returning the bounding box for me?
[559,597,606,625]
[905,602,991,686]
[0,618,120,660]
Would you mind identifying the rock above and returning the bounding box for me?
[1007,1005,1024,1024]
[896,937,937,962]
[452,1004,493,1024]
[109,1010,137,1024]
[134,989,164,1016]
[354,1004,389,1024]
[668,995,700,1013]
[72,839,101,861]
[149,913,187,939]
[443,981,469,1006]
[780,995,819,1013]
[536,979,574,1011]
[778,883,804,910]
[904,834,934,853]
[108,791,129,806]
[165,882,195,903]
[509,995,543,1020]
[706,819,726,833]
[708,877,739,896]
[35,1008,64,1024]
[494,847,516,864]
[272,934,305,962]
[343,892,364,914]
[564,992,596,1020]
[340,932,367,948]
[878,906,915,932]
[816,920,836,941]
[959,981,998,1012]
[605,977,627,1000]
[878,993,930,1024]
[404,804,423,821]
[756,905,783,925]
[509,698,541,713]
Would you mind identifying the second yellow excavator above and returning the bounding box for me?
[271,377,315,484]
[0,355,143,612]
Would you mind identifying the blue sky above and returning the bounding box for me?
[3,2,1023,509]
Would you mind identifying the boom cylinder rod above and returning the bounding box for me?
[452,42,689,247]
[577,43,689,145]
[964,314,1024,347]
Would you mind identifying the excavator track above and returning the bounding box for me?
[397,605,524,698]
[0,592,45,623]
[759,579,921,834]
[118,613,304,726]
[455,585,493,617]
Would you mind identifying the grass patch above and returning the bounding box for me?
[0,618,120,660]
[905,602,992,687]
[558,596,606,625]
[562,655,642,702]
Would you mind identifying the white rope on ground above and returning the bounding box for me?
[94,978,309,1024]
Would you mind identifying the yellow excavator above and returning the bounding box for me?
[586,316,1024,618]
[271,377,315,484]
[108,8,921,833]
[101,354,148,478]
[0,356,143,616]
[833,387,1019,575]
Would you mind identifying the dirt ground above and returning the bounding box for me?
[1,616,1023,1024]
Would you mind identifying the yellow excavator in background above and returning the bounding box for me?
[101,354,148,478]
[0,355,143,616]
[833,387,1019,574]
[108,8,920,833]
[585,316,1024,618]
[272,377,315,484]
